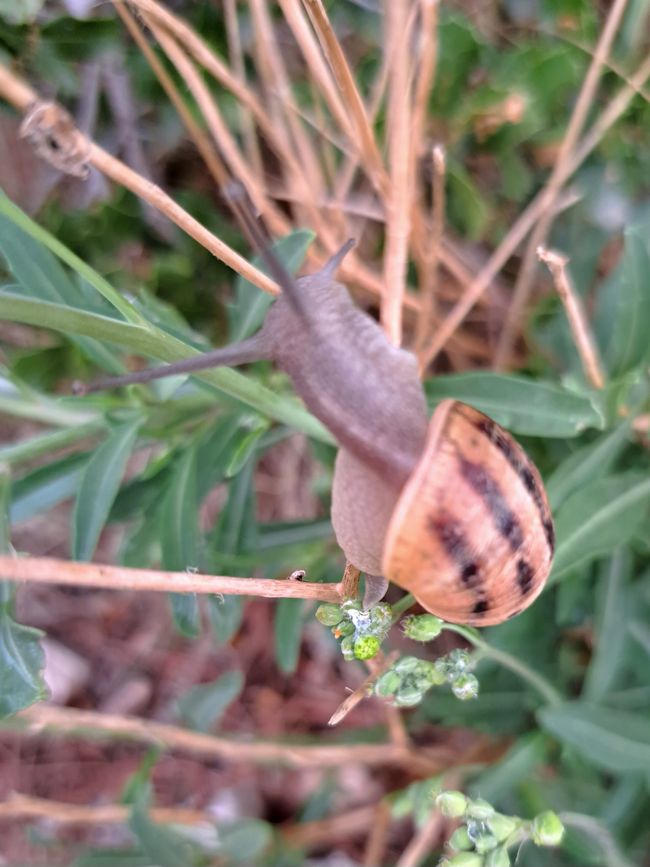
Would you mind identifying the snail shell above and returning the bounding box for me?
[382,400,555,625]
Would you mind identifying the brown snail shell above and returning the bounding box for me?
[382,400,555,626]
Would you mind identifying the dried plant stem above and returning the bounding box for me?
[0,64,278,295]
[419,18,650,369]
[396,809,445,867]
[494,0,630,369]
[340,562,361,600]
[14,704,447,774]
[537,247,606,389]
[328,651,400,726]
[0,793,207,827]
[301,0,389,198]
[415,145,445,361]
[363,801,393,867]
[0,554,342,602]
[382,0,413,346]
[284,805,378,848]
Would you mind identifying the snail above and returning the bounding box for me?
[77,239,554,625]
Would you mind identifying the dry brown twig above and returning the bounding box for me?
[328,650,400,726]
[494,0,631,369]
[415,145,446,362]
[537,247,606,390]
[13,704,450,776]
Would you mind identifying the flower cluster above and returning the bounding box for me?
[436,791,565,867]
[315,599,392,661]
[373,647,479,707]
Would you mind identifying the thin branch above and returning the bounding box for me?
[328,651,400,726]
[0,554,342,602]
[537,247,606,389]
[340,562,361,600]
[415,144,445,360]
[382,0,413,346]
[0,64,278,295]
[395,809,445,867]
[13,704,449,774]
[494,0,630,369]
[418,18,650,370]
[363,800,393,867]
[301,0,389,198]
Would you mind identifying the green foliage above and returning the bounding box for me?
[176,670,244,732]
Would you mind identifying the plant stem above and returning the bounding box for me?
[391,593,415,622]
[0,420,105,464]
[443,623,562,706]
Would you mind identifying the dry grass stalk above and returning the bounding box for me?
[415,145,446,360]
[396,808,446,867]
[301,0,389,198]
[224,0,263,175]
[382,0,413,345]
[0,554,343,601]
[15,704,450,774]
[537,247,606,389]
[363,800,394,867]
[328,651,400,726]
[494,0,631,369]
[0,64,279,294]
[418,45,650,370]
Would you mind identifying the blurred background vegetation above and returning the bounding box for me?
[0,0,649,865]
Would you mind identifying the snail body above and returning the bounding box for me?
[80,243,554,624]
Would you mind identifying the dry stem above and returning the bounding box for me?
[363,800,393,867]
[328,651,400,726]
[494,0,630,369]
[14,704,449,775]
[396,808,446,867]
[0,64,278,295]
[415,144,446,360]
[0,554,342,602]
[537,247,606,389]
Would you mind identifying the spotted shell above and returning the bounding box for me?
[382,400,554,626]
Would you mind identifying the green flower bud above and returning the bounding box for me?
[446,648,471,674]
[452,673,479,701]
[484,847,510,867]
[532,811,564,847]
[340,634,355,661]
[315,603,343,626]
[449,826,473,851]
[445,853,483,867]
[354,635,381,660]
[394,685,423,707]
[375,670,402,697]
[467,798,495,821]
[395,655,421,674]
[487,814,517,843]
[474,833,498,854]
[431,658,449,685]
[333,620,355,638]
[341,598,362,613]
[402,613,443,642]
[436,790,468,818]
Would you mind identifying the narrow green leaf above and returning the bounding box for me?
[550,472,650,581]
[73,417,143,561]
[425,372,603,436]
[606,226,650,375]
[160,446,201,638]
[11,452,89,524]
[583,550,631,702]
[225,416,269,478]
[208,596,243,646]
[176,670,244,732]
[228,229,315,341]
[538,702,650,773]
[546,420,632,509]
[0,612,47,718]
[274,597,304,674]
[468,733,548,802]
[0,190,142,323]
[128,801,196,867]
[218,819,272,863]
[73,848,153,867]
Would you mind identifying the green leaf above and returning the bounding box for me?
[225,416,270,478]
[447,161,489,241]
[582,551,631,703]
[176,670,244,732]
[228,229,314,341]
[606,226,650,375]
[11,452,89,524]
[0,0,44,24]
[160,446,200,637]
[0,604,47,718]
[72,416,143,561]
[274,598,304,674]
[425,372,603,436]
[73,848,154,867]
[545,420,632,509]
[550,472,650,581]
[128,800,196,867]
[468,733,548,802]
[538,702,650,774]
[218,819,272,864]
[208,596,243,646]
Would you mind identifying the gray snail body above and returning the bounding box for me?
[81,243,554,624]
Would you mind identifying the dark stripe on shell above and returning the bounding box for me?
[428,513,488,605]
[469,413,555,554]
[516,558,535,595]
[457,456,524,552]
